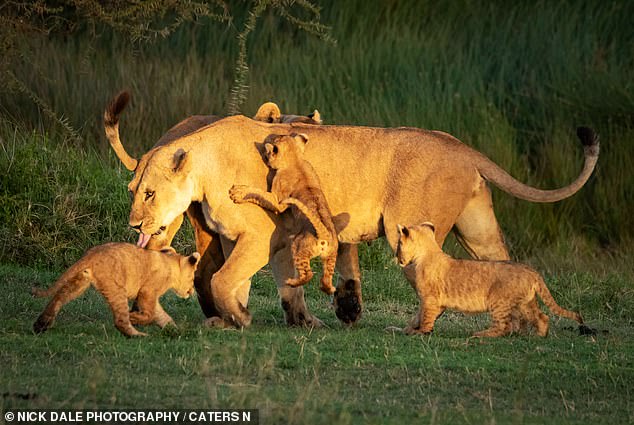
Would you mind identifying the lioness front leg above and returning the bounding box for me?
[229,185,288,214]
[209,233,270,328]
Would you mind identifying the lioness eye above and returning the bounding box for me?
[128,190,134,202]
[145,190,155,201]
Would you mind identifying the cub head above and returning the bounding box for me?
[128,148,196,248]
[396,222,436,266]
[171,251,200,298]
[263,133,309,170]
[254,102,322,125]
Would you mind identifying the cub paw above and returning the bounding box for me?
[228,185,250,203]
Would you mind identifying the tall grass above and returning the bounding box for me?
[1,0,632,265]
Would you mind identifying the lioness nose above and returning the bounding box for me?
[131,222,142,230]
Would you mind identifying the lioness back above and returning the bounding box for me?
[32,243,200,337]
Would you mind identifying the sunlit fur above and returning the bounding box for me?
[396,223,584,337]
[32,243,200,337]
[230,134,338,295]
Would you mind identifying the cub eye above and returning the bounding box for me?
[145,190,155,201]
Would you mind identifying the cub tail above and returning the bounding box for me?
[535,278,584,325]
[32,268,92,298]
[281,197,331,244]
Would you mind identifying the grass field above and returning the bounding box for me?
[1,1,633,423]
[2,262,633,424]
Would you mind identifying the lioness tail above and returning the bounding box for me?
[104,91,138,171]
[477,127,599,202]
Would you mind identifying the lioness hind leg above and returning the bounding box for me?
[474,302,513,338]
[453,181,510,261]
[33,274,91,333]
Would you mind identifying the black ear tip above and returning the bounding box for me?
[576,126,599,146]
[188,253,200,265]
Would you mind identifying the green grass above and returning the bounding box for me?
[1,262,633,424]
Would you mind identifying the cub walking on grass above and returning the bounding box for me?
[395,223,585,337]
[229,133,338,295]
[32,243,200,337]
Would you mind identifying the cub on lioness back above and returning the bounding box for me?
[396,223,585,337]
[32,243,200,337]
[229,133,338,295]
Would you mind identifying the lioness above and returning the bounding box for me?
[229,133,339,295]
[395,223,585,337]
[104,93,325,321]
[32,243,200,337]
[104,90,599,328]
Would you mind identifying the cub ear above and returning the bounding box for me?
[421,222,436,233]
[291,133,309,145]
[308,110,322,124]
[188,252,201,266]
[172,148,191,174]
[397,224,410,238]
[264,143,276,156]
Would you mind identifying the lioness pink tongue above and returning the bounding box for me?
[137,233,151,248]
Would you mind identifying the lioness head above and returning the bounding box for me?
[263,133,309,170]
[254,102,322,125]
[396,222,436,266]
[128,148,197,248]
[171,251,201,298]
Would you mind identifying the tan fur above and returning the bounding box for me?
[32,243,200,337]
[104,93,324,327]
[396,223,584,337]
[104,90,598,328]
[229,134,338,295]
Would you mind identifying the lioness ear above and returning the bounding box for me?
[421,222,436,233]
[308,110,322,124]
[292,133,309,145]
[397,224,409,238]
[172,149,191,174]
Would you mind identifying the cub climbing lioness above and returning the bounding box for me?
[32,243,200,337]
[395,223,585,337]
[229,133,338,295]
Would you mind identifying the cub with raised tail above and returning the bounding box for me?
[32,243,200,337]
[229,133,338,295]
[396,223,585,337]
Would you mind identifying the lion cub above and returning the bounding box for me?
[229,133,338,295]
[32,243,200,337]
[254,102,322,124]
[395,223,585,337]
